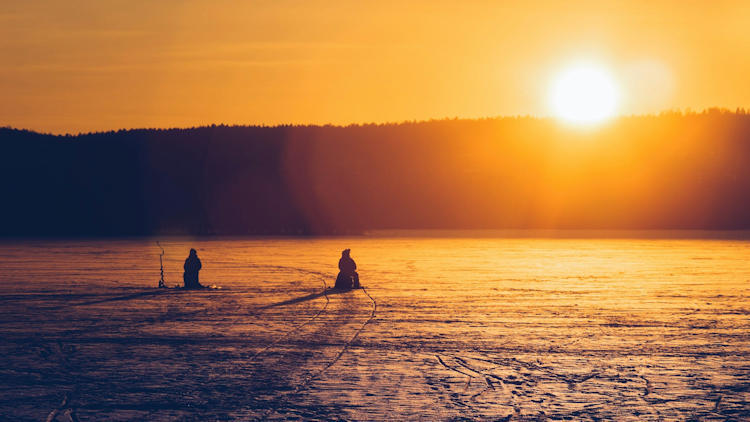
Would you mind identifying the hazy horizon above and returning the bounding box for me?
[4,107,746,136]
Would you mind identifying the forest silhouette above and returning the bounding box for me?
[2,109,750,236]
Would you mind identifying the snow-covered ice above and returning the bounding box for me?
[0,236,748,420]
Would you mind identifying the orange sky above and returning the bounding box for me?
[1,0,749,134]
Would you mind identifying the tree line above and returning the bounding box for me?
[2,110,750,236]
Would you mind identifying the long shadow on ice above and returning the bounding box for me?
[44,289,177,310]
[257,288,353,310]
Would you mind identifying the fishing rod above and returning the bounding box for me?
[157,241,166,288]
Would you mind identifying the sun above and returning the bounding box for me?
[549,63,620,125]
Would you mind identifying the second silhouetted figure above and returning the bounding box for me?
[335,248,360,289]
[183,248,203,289]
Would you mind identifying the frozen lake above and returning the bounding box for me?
[0,235,748,420]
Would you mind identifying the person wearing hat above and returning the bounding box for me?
[183,248,203,289]
[334,248,359,289]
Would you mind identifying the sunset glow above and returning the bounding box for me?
[2,2,750,421]
[1,1,749,133]
[549,64,620,125]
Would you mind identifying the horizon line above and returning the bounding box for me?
[3,107,748,137]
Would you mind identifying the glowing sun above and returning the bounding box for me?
[549,63,620,125]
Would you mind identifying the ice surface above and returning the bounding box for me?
[0,236,748,420]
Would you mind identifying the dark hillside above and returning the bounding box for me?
[2,111,750,235]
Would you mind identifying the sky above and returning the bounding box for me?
[1,0,749,134]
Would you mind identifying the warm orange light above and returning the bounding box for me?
[1,2,749,133]
[549,63,620,126]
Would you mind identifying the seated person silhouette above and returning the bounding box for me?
[183,248,204,289]
[334,248,360,289]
